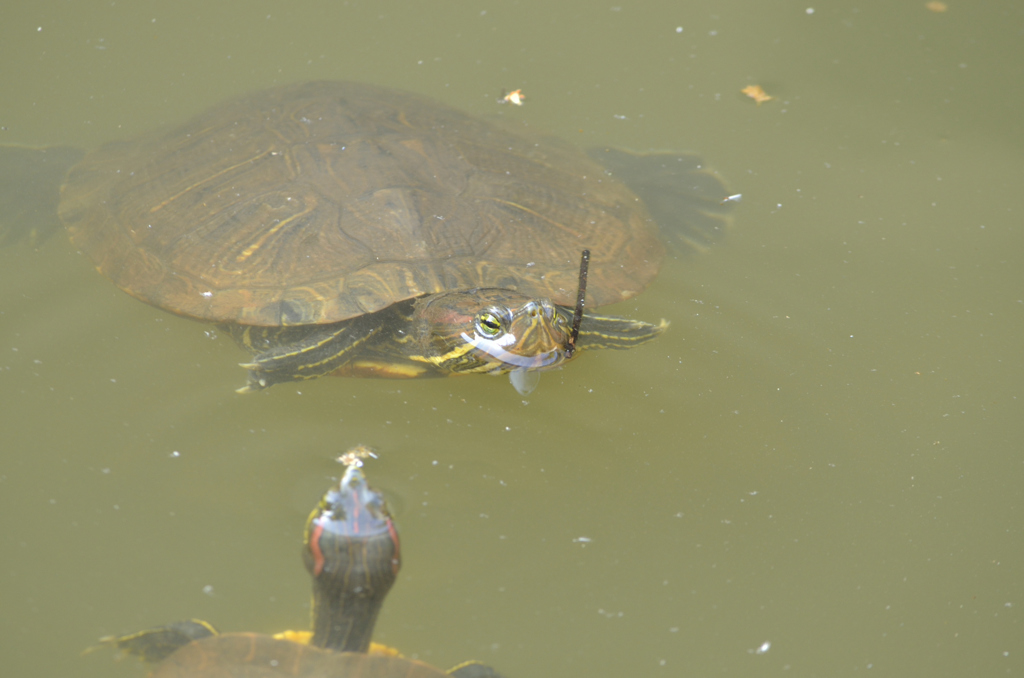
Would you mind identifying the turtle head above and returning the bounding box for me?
[302,461,399,653]
[412,288,575,381]
[409,287,666,395]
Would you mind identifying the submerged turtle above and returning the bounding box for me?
[99,450,502,678]
[2,81,732,393]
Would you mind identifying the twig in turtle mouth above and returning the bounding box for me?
[566,248,590,358]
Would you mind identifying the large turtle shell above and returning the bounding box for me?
[150,633,451,678]
[59,81,663,327]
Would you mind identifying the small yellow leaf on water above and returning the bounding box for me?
[925,1,947,12]
[500,89,525,106]
[741,85,774,105]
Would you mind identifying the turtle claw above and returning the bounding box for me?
[235,366,270,394]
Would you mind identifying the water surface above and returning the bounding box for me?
[2,1,1022,676]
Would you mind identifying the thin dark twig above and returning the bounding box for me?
[566,249,590,358]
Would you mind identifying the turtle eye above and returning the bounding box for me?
[475,310,504,338]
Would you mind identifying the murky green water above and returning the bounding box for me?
[2,1,1022,676]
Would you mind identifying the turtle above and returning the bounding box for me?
[1,81,733,394]
[97,449,503,678]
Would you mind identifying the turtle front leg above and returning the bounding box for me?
[224,315,387,393]
[571,313,669,351]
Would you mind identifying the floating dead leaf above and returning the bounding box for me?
[499,89,525,106]
[337,444,377,468]
[925,1,947,12]
[741,85,774,105]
